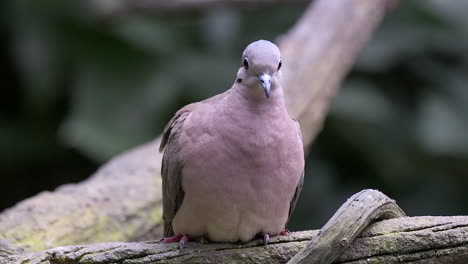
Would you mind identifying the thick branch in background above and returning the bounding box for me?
[1,0,399,259]
[0,140,163,254]
[280,0,397,148]
[99,0,310,17]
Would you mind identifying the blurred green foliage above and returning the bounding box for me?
[1,0,467,230]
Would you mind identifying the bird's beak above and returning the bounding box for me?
[258,74,272,98]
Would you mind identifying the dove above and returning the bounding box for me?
[159,40,304,248]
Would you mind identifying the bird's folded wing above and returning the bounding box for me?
[160,104,194,236]
[159,90,230,236]
[287,116,305,224]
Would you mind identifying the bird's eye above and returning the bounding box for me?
[243,57,249,70]
[277,60,282,71]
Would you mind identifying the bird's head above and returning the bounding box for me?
[237,40,282,99]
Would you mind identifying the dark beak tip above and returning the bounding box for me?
[264,89,270,98]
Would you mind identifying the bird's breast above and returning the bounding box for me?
[181,105,303,180]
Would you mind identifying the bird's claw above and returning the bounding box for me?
[200,236,209,244]
[263,234,270,247]
[262,229,289,247]
[179,235,189,249]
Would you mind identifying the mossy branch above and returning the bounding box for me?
[3,214,468,263]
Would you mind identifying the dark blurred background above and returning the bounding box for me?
[1,0,467,231]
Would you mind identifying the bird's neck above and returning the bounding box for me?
[229,83,287,116]
[234,82,284,102]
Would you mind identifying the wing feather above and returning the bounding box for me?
[286,116,305,225]
[160,105,194,237]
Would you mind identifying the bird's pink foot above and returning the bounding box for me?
[279,229,290,236]
[162,234,190,249]
[163,234,183,244]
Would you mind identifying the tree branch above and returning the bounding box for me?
[0,0,397,256]
[98,0,310,18]
[0,140,164,254]
[3,215,468,263]
[287,189,405,264]
[280,0,397,149]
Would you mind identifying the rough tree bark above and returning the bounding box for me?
[287,190,406,264]
[3,194,468,263]
[4,0,465,264]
